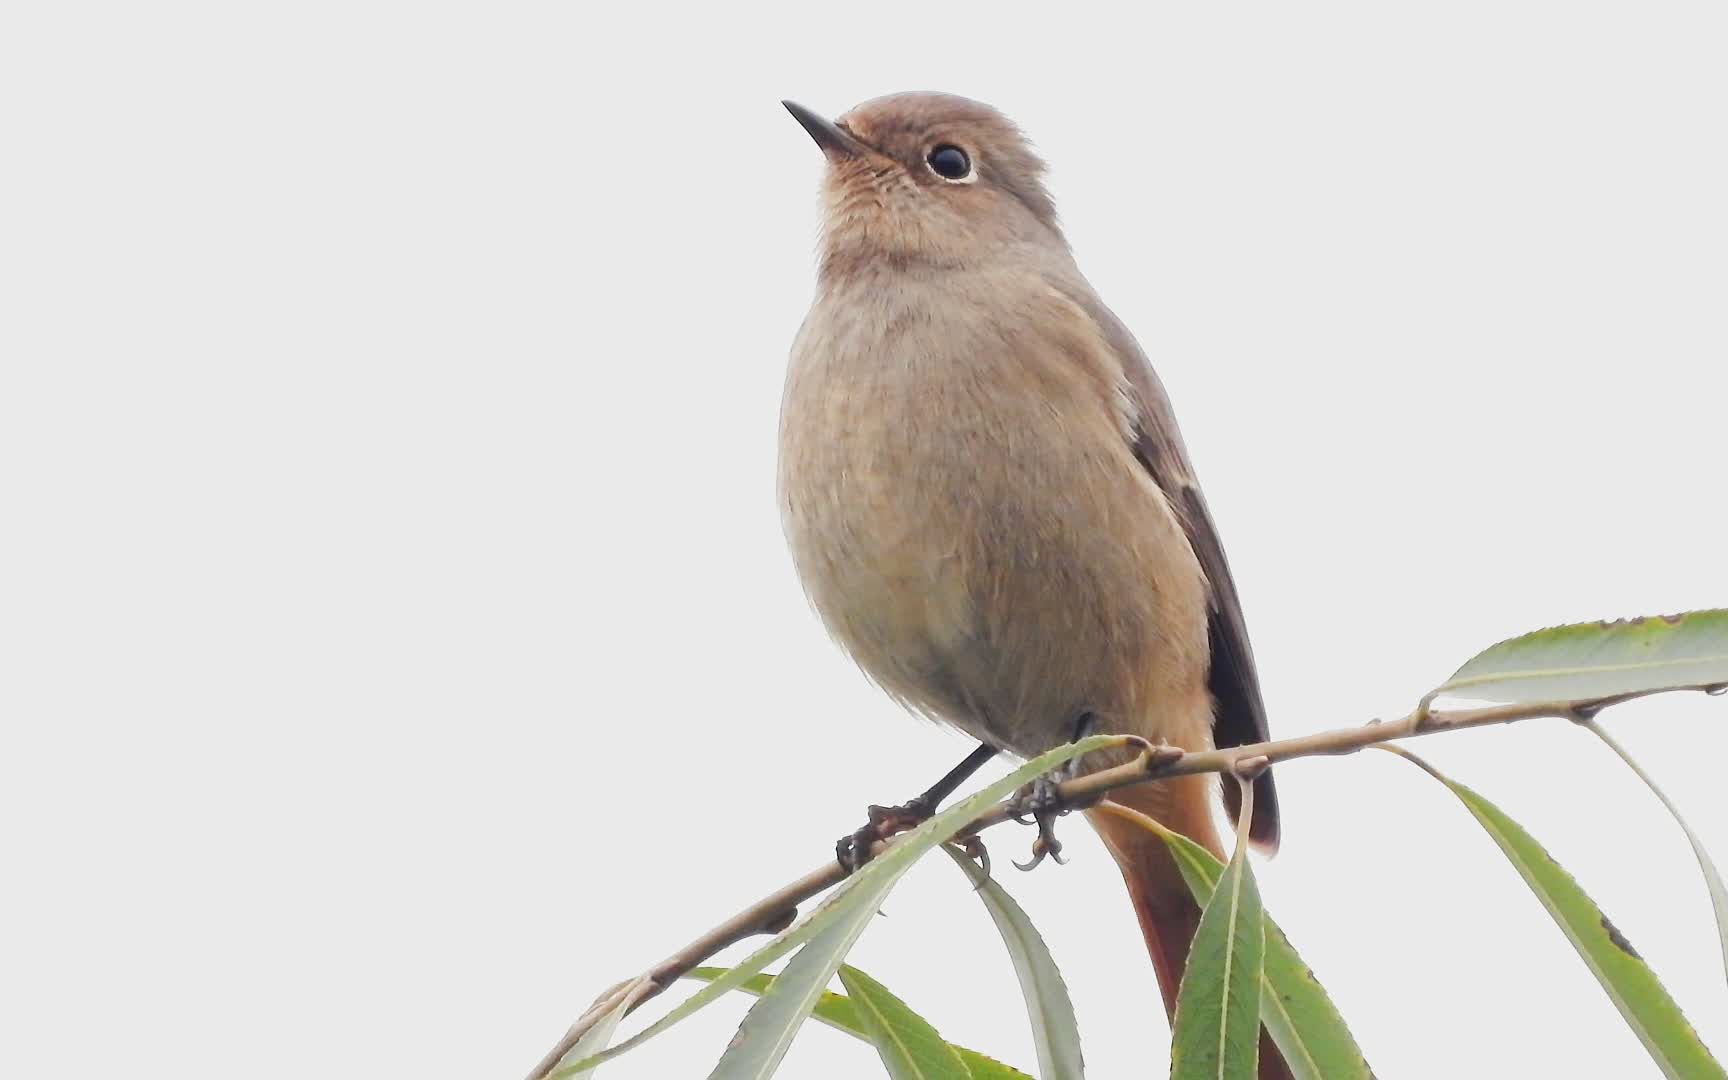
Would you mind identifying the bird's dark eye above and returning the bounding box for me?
[926,145,972,181]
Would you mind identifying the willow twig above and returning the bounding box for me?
[526,693,1647,1080]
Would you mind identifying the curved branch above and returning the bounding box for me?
[525,695,1611,1079]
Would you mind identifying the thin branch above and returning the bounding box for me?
[525,694,1624,1080]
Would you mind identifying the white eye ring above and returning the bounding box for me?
[926,145,977,184]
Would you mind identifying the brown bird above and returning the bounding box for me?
[778,92,1284,1072]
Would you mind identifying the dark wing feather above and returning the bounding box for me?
[1060,284,1281,852]
[1177,483,1280,852]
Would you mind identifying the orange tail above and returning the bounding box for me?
[1085,776,1292,1080]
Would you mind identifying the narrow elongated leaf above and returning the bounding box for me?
[683,968,1031,1079]
[709,882,891,1080]
[948,1048,1032,1080]
[947,1047,1031,1080]
[701,735,1123,1080]
[549,889,832,1076]
[1097,803,1370,1080]
[941,846,1085,1080]
[555,993,633,1079]
[1580,719,1728,991]
[557,734,1118,1079]
[839,965,974,1080]
[1169,813,1264,1080]
[686,969,864,1040]
[1431,609,1728,705]
[1392,748,1726,1079]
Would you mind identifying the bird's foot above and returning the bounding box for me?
[835,796,934,874]
[1010,771,1077,872]
[949,833,993,880]
[834,743,1000,874]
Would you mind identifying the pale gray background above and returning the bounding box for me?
[3,3,1725,1078]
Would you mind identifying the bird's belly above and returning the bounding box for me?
[781,372,1210,757]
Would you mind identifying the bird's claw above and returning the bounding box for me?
[969,836,993,878]
[1010,774,1073,872]
[1013,830,1068,872]
[835,826,873,874]
[954,834,992,880]
[835,797,934,874]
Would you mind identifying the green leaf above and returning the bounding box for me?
[1102,804,1370,1080]
[948,1047,1035,1080]
[838,965,975,1079]
[554,993,633,1079]
[1579,719,1728,992]
[1431,609,1728,706]
[1169,822,1264,1080]
[549,890,823,1076]
[941,846,1085,1079]
[557,735,1115,1078]
[1392,748,1727,1079]
[708,884,893,1080]
[683,968,1031,1079]
[687,969,867,1040]
[693,735,1121,1080]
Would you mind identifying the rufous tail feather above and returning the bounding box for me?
[1085,775,1292,1080]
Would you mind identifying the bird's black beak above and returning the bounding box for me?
[782,100,869,160]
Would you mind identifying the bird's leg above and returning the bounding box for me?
[1012,713,1097,872]
[836,741,998,872]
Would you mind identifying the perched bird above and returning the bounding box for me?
[778,92,1283,1071]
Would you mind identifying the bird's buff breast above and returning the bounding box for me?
[778,274,1209,755]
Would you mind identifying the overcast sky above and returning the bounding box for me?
[4,4,1726,1079]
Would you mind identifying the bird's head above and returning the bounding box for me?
[783,92,1065,280]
